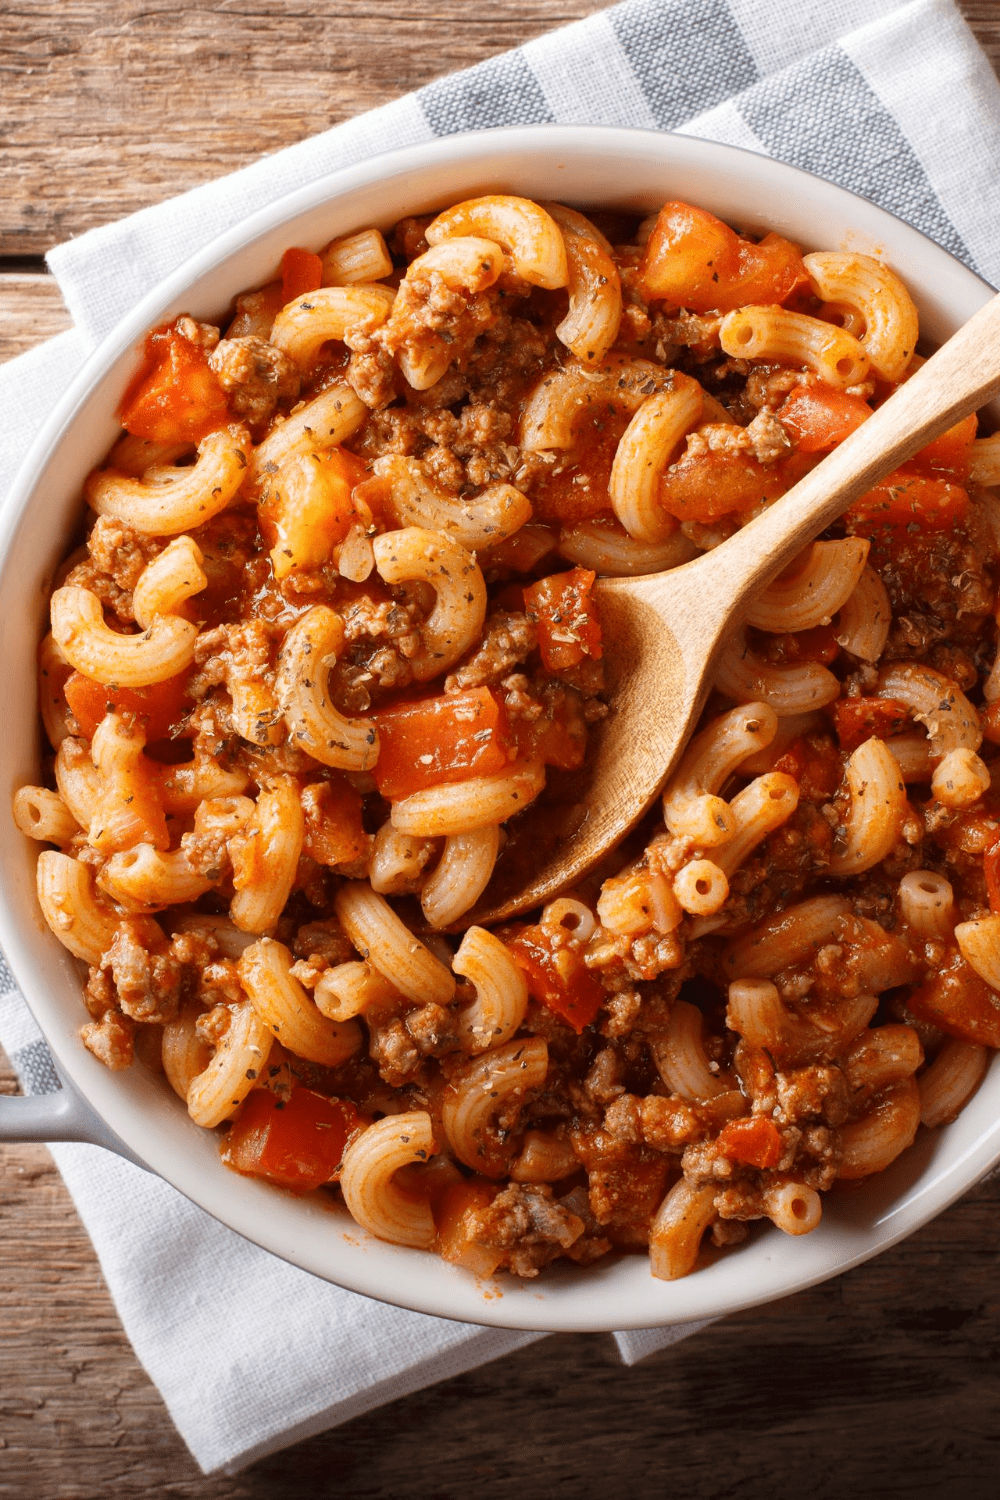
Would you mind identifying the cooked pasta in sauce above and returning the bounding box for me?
[18,194,1000,1281]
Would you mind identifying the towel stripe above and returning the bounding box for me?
[726,0,905,76]
[738,43,972,265]
[521,15,659,130]
[419,49,555,136]
[10,1037,59,1097]
[609,0,758,128]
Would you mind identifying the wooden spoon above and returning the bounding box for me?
[474,289,1000,923]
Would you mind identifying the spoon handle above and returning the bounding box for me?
[673,286,1000,618]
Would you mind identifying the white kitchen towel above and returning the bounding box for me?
[3,0,999,1477]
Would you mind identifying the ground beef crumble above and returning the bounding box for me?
[190,620,283,743]
[64,517,163,624]
[445,611,537,692]
[100,917,183,1025]
[467,1183,586,1277]
[209,336,300,432]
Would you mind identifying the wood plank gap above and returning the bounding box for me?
[0,255,49,274]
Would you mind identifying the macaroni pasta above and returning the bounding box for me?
[16,192,1000,1284]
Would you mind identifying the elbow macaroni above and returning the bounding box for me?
[86,425,253,535]
[18,191,1000,1287]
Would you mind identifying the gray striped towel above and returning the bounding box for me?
[1,0,998,1474]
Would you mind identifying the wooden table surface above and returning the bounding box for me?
[3,4,1000,1495]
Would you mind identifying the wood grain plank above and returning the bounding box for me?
[0,274,70,362]
[962,0,1000,57]
[0,0,995,261]
[0,0,616,256]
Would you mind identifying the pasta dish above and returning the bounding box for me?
[16,193,1000,1280]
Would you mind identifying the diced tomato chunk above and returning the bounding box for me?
[831,697,911,754]
[639,201,806,313]
[716,1115,783,1169]
[657,449,811,524]
[778,382,871,453]
[772,734,842,800]
[523,567,603,672]
[373,687,512,801]
[119,323,230,444]
[259,446,365,579]
[640,201,735,309]
[721,233,809,312]
[435,1179,505,1275]
[64,669,192,742]
[845,471,972,615]
[485,523,558,573]
[506,925,604,1033]
[907,950,1000,1050]
[301,778,368,867]
[528,409,630,526]
[911,413,977,479]
[280,247,324,303]
[929,806,1000,863]
[845,471,970,533]
[223,1087,366,1191]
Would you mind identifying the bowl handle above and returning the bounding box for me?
[0,1062,152,1171]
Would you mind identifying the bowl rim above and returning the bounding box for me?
[2,123,999,1333]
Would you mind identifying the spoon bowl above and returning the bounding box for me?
[476,288,1000,923]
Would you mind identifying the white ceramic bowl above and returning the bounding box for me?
[2,126,998,1332]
